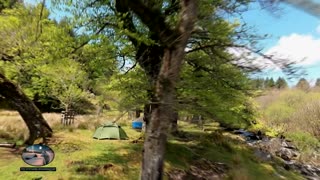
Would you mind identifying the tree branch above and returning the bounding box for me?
[35,0,46,42]
[124,61,137,75]
[122,0,177,46]
[71,22,117,53]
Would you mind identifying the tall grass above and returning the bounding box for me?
[257,89,320,163]
[0,110,132,142]
[259,89,320,136]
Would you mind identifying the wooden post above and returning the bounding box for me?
[61,111,65,125]
[61,110,75,126]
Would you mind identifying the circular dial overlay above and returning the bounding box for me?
[21,144,55,166]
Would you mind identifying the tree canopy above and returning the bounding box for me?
[0,0,305,178]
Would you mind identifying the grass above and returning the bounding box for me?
[256,89,320,164]
[0,111,304,179]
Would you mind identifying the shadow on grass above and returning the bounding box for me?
[66,128,302,180]
[68,143,142,179]
[167,129,302,180]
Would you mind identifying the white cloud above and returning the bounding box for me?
[227,47,278,70]
[265,33,320,66]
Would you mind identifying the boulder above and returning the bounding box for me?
[258,138,282,154]
[281,140,298,150]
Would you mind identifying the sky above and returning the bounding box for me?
[25,0,320,86]
[239,1,320,86]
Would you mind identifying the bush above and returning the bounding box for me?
[290,100,320,137]
[260,89,320,137]
[258,89,320,159]
[77,122,90,130]
[286,132,320,151]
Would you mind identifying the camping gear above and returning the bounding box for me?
[93,122,128,140]
[132,121,143,129]
[132,117,144,130]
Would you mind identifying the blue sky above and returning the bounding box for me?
[25,0,320,86]
[239,2,320,86]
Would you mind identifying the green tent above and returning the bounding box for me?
[93,122,128,140]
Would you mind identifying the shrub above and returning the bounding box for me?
[286,132,320,151]
[77,122,90,130]
[258,89,320,158]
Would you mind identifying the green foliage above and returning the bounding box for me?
[178,50,257,128]
[251,77,288,90]
[275,77,288,89]
[251,78,266,89]
[0,0,18,12]
[266,77,275,88]
[38,60,90,110]
[259,89,320,154]
[264,101,294,132]
[0,3,118,112]
[286,132,320,151]
[106,67,149,111]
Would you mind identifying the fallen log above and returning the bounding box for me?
[0,143,16,148]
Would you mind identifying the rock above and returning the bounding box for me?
[258,138,282,154]
[275,148,291,161]
[234,129,246,134]
[281,140,298,150]
[254,149,272,161]
[232,129,320,179]
[275,147,300,161]
[234,129,262,141]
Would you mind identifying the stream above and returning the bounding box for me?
[233,129,320,180]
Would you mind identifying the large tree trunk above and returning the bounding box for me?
[141,45,190,179]
[141,48,178,180]
[0,73,52,145]
[139,1,197,179]
[116,0,197,179]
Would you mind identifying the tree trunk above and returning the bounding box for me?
[135,108,142,118]
[0,73,52,145]
[139,0,197,178]
[116,1,197,179]
[141,46,194,179]
[170,111,179,134]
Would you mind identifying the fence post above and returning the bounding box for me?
[61,111,65,125]
[61,110,75,126]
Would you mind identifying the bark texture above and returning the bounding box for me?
[135,1,197,179]
[116,0,197,179]
[0,73,52,145]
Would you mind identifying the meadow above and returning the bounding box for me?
[0,111,303,180]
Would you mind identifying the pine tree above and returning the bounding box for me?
[315,78,320,87]
[296,78,310,91]
[266,78,275,88]
[275,77,288,89]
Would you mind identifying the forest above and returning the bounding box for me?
[1,0,320,179]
